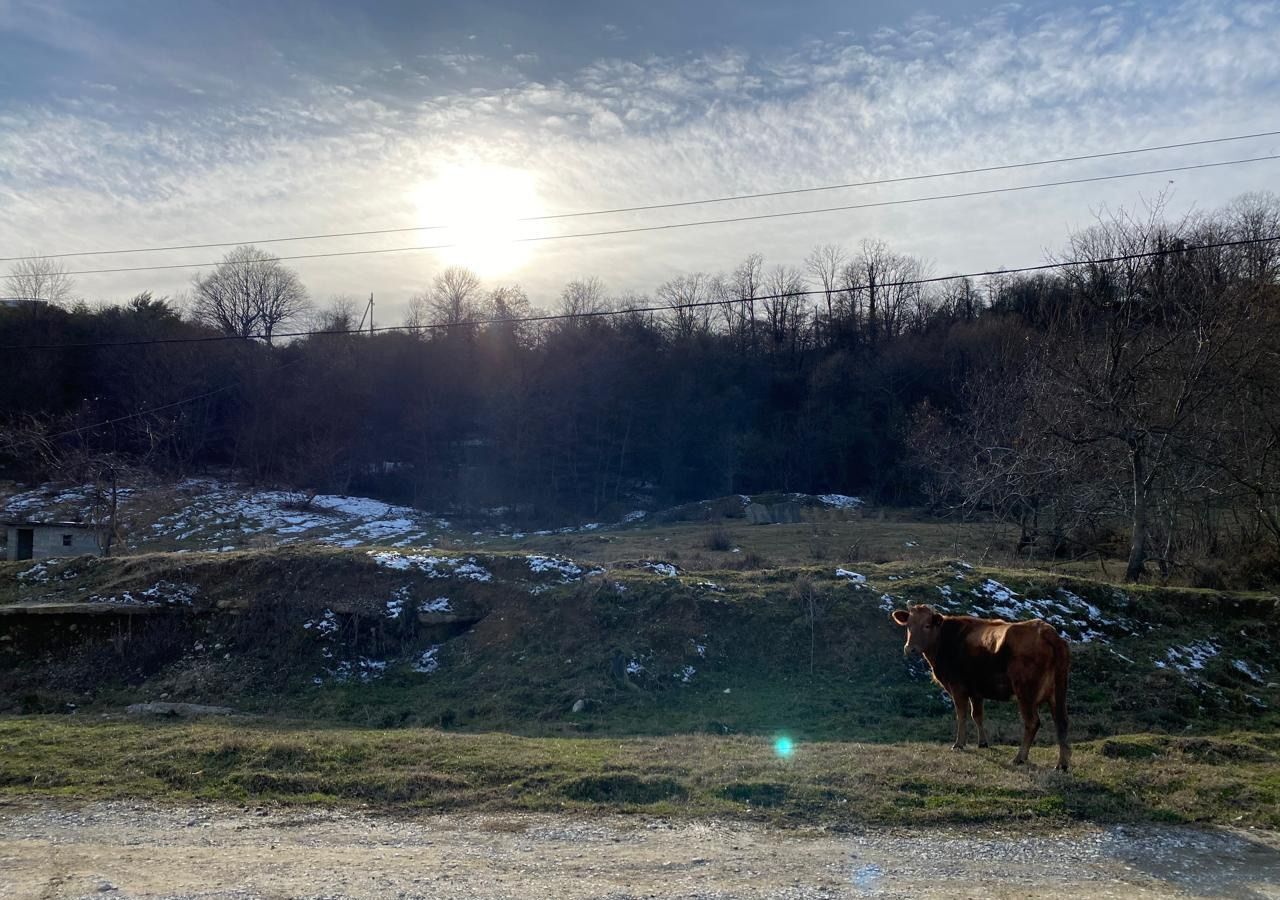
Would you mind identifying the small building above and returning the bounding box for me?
[3,521,102,561]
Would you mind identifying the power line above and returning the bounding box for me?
[45,385,235,439]
[6,233,1277,353]
[31,154,1280,279]
[1,129,1276,265]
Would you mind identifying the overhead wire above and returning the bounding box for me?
[2,128,1277,263]
[5,232,1277,353]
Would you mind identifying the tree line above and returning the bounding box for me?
[2,192,1278,583]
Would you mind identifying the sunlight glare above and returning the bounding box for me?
[413,165,542,277]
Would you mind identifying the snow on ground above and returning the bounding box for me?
[421,597,452,613]
[16,563,51,583]
[527,555,584,580]
[818,494,862,509]
[642,562,679,578]
[835,568,867,584]
[1156,641,1220,675]
[949,579,1126,644]
[137,581,198,606]
[384,591,408,620]
[1232,659,1267,683]
[412,646,441,674]
[303,610,339,637]
[367,550,492,582]
[3,478,446,553]
[83,581,198,607]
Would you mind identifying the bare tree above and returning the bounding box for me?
[430,266,483,327]
[841,239,930,346]
[732,253,764,349]
[190,245,309,343]
[312,295,362,333]
[658,273,712,340]
[5,256,74,305]
[805,243,847,339]
[762,264,807,352]
[484,283,532,345]
[558,277,608,318]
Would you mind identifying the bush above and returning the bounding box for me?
[704,526,732,552]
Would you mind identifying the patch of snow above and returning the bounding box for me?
[625,659,645,675]
[977,579,1016,603]
[412,646,441,674]
[691,640,707,658]
[880,594,896,612]
[138,581,198,606]
[17,563,51,583]
[621,510,647,523]
[643,562,678,578]
[303,609,339,638]
[696,581,724,592]
[528,555,584,580]
[818,494,863,509]
[367,550,492,581]
[385,590,407,620]
[1232,659,1266,683]
[1160,641,1221,676]
[835,568,866,584]
[674,665,697,683]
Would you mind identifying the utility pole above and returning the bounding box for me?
[369,292,374,336]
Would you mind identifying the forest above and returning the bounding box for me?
[3,193,1279,584]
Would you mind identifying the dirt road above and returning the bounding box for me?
[1,799,1278,899]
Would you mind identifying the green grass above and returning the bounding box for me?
[1,717,1276,828]
[3,511,1279,829]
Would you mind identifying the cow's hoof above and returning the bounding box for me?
[978,742,990,749]
[1011,756,1026,766]
[950,744,965,752]
[1055,763,1070,773]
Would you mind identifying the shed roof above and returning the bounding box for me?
[3,520,98,529]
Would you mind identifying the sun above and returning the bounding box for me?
[413,165,542,277]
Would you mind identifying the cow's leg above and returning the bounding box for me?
[1050,678,1071,772]
[950,689,969,750]
[1012,696,1041,765]
[970,697,990,748]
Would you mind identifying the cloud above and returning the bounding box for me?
[1,0,1278,320]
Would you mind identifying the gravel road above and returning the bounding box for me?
[1,799,1277,899]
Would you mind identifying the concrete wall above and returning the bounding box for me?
[4,525,101,561]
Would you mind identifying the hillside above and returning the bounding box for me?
[3,542,1275,739]
[3,478,1279,828]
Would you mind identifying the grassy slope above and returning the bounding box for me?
[1,511,1278,827]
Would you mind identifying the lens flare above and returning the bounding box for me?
[773,736,795,758]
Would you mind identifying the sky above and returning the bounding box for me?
[1,0,1279,321]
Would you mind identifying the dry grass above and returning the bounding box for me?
[0,718,1276,828]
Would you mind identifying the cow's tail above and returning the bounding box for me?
[1051,633,1071,769]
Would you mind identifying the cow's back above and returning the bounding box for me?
[931,616,1063,702]
[931,617,1016,700]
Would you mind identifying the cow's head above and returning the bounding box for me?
[890,605,943,656]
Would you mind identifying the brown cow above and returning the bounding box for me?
[890,604,1071,771]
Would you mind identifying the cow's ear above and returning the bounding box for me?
[891,610,909,626]
[931,612,944,627]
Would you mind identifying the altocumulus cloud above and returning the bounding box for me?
[1,0,1278,318]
